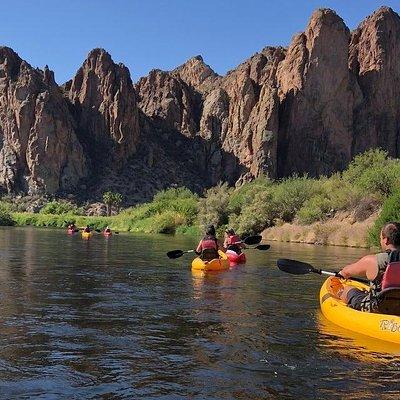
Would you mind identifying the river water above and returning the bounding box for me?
[0,227,399,399]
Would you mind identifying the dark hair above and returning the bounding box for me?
[381,222,400,246]
[206,225,216,236]
[225,228,235,235]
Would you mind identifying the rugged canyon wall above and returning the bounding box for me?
[0,6,399,200]
[66,48,140,167]
[0,47,86,194]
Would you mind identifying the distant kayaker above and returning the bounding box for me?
[68,223,76,231]
[335,222,400,312]
[196,225,225,261]
[83,225,91,233]
[105,226,111,233]
[224,229,245,254]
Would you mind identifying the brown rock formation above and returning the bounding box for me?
[66,48,139,165]
[136,69,199,138]
[349,6,400,156]
[276,9,359,176]
[1,6,400,200]
[0,47,86,194]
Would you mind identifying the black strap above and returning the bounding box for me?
[389,250,400,263]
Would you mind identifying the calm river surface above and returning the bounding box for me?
[0,227,399,399]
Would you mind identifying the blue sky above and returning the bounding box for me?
[1,1,399,83]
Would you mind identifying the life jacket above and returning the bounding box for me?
[226,234,241,246]
[367,250,400,312]
[200,235,218,250]
[381,250,400,290]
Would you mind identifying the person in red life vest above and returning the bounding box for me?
[334,222,400,312]
[68,223,77,231]
[195,225,225,261]
[224,228,245,254]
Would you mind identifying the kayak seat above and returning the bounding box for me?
[201,248,219,261]
[376,288,400,315]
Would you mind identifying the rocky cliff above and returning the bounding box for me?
[0,47,86,194]
[0,6,399,202]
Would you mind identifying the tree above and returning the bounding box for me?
[103,191,123,216]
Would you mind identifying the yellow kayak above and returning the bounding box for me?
[320,277,400,344]
[81,231,92,239]
[191,250,230,271]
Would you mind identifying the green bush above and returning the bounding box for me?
[368,190,400,246]
[0,202,14,226]
[40,200,81,215]
[343,149,400,198]
[198,183,232,229]
[228,177,272,215]
[232,191,278,236]
[273,176,318,222]
[297,194,332,224]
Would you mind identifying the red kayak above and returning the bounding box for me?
[67,228,76,235]
[103,231,112,237]
[226,250,246,266]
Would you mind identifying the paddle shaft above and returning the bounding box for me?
[319,269,368,284]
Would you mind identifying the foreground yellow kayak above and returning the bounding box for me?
[320,277,400,344]
[81,231,92,239]
[191,250,229,271]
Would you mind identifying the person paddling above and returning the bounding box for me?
[104,226,111,234]
[83,225,92,233]
[224,228,245,254]
[333,222,400,312]
[195,225,225,261]
[68,223,77,231]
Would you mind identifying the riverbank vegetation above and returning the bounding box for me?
[1,149,399,247]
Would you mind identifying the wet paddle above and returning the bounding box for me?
[276,258,368,284]
[240,235,262,246]
[167,249,195,259]
[252,244,270,251]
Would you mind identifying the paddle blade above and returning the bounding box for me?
[243,235,262,245]
[167,250,184,259]
[255,244,270,251]
[277,259,316,275]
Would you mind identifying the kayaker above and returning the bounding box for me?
[83,225,91,233]
[335,222,400,312]
[196,225,225,261]
[224,229,245,254]
[104,226,111,233]
[68,223,76,231]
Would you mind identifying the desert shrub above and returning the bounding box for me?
[368,190,400,246]
[228,177,273,215]
[40,200,81,215]
[343,149,400,198]
[0,203,14,226]
[198,183,232,229]
[297,194,333,225]
[232,191,278,236]
[273,176,318,222]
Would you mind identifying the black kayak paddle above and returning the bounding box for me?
[276,258,368,284]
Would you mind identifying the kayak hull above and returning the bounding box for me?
[320,277,400,344]
[192,250,229,271]
[226,250,246,266]
[81,231,92,239]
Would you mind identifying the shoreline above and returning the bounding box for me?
[261,212,378,249]
[10,211,377,249]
